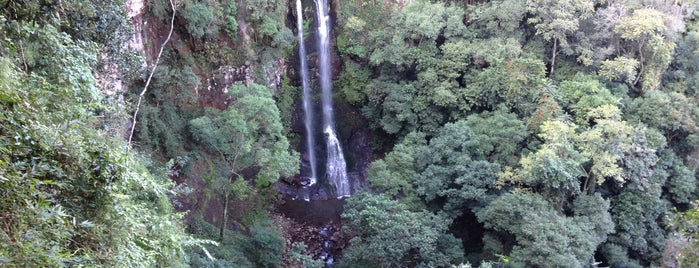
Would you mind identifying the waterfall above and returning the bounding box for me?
[296,0,317,186]
[324,126,350,197]
[315,0,350,198]
[296,0,350,198]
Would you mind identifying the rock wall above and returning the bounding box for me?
[127,0,146,53]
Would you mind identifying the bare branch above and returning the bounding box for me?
[128,0,176,147]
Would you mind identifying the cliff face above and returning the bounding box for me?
[94,0,146,98]
[127,0,146,53]
[91,0,147,138]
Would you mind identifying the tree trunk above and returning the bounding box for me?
[219,174,234,242]
[550,38,558,75]
[220,188,230,242]
[631,42,645,95]
[583,173,596,195]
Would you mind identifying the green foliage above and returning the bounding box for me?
[275,75,300,131]
[463,56,546,114]
[0,22,204,265]
[674,202,699,267]
[336,0,391,58]
[618,125,665,192]
[614,8,668,41]
[526,0,595,69]
[463,106,528,166]
[367,132,426,209]
[613,8,676,91]
[664,10,699,95]
[1,0,133,56]
[556,74,619,123]
[599,243,643,268]
[223,0,239,37]
[339,191,464,267]
[188,82,297,245]
[468,0,526,37]
[338,60,372,105]
[187,212,288,267]
[182,1,219,39]
[340,0,699,266]
[415,120,501,217]
[249,218,285,267]
[369,1,463,67]
[187,216,255,267]
[135,59,200,157]
[370,81,433,135]
[526,0,595,43]
[288,242,324,268]
[625,90,699,140]
[68,0,699,266]
[245,0,288,41]
[508,120,586,193]
[345,1,479,134]
[477,192,612,267]
[3,22,100,106]
[189,82,298,188]
[599,56,640,84]
[577,105,634,185]
[664,161,696,205]
[604,190,668,266]
[150,0,175,22]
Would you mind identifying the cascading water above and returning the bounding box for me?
[296,0,350,198]
[296,0,317,186]
[285,2,352,262]
[315,0,350,198]
[324,126,349,197]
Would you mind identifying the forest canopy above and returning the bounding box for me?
[1,0,699,267]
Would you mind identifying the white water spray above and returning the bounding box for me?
[325,126,350,197]
[315,0,350,198]
[296,0,317,186]
[295,0,350,198]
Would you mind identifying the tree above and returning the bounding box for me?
[674,201,699,267]
[613,8,675,91]
[245,0,288,41]
[617,125,665,193]
[526,0,596,74]
[368,1,466,68]
[661,151,697,205]
[624,90,699,144]
[367,132,426,209]
[462,106,528,166]
[339,191,464,267]
[415,120,501,217]
[128,0,175,147]
[189,82,298,241]
[182,1,218,39]
[354,1,473,135]
[468,0,527,38]
[556,74,620,124]
[506,120,586,197]
[477,192,613,267]
[249,218,285,267]
[603,190,668,266]
[576,105,634,189]
[0,22,206,265]
[462,56,546,115]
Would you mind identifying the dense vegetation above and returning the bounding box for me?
[334,0,699,266]
[0,0,207,266]
[2,0,699,267]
